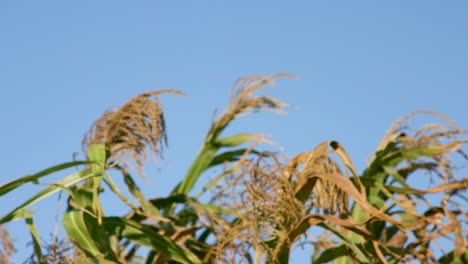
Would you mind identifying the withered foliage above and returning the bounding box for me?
[0,226,13,264]
[208,152,304,264]
[208,143,365,263]
[24,236,91,264]
[206,111,468,263]
[208,73,295,140]
[377,110,467,183]
[83,90,185,176]
[5,75,467,263]
[79,80,467,263]
[372,110,468,263]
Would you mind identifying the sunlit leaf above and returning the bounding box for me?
[23,210,42,262]
[0,161,91,196]
[102,217,202,264]
[0,170,95,224]
[63,210,102,257]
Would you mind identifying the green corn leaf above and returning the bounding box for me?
[150,193,189,209]
[86,143,109,221]
[145,251,157,264]
[71,186,95,209]
[208,149,259,168]
[120,169,163,218]
[0,161,91,196]
[0,169,95,224]
[87,143,110,172]
[313,245,348,264]
[365,175,387,208]
[383,166,411,188]
[319,223,371,264]
[191,201,236,215]
[102,217,202,264]
[333,256,356,264]
[455,251,468,264]
[64,209,120,262]
[439,253,454,264]
[172,144,218,195]
[101,170,139,211]
[23,210,43,263]
[65,180,120,262]
[364,141,399,177]
[62,210,103,258]
[294,177,319,203]
[197,228,211,243]
[214,133,261,147]
[438,250,468,264]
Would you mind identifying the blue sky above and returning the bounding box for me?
[1,1,467,262]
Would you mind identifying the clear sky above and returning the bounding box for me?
[1,1,467,262]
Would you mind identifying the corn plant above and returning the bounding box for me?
[0,74,467,263]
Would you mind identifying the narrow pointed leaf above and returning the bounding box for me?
[214,133,262,147]
[0,161,91,196]
[87,143,108,221]
[102,217,202,264]
[313,245,348,264]
[172,144,218,195]
[23,211,43,262]
[0,170,95,224]
[208,149,259,168]
[320,223,371,263]
[121,170,162,218]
